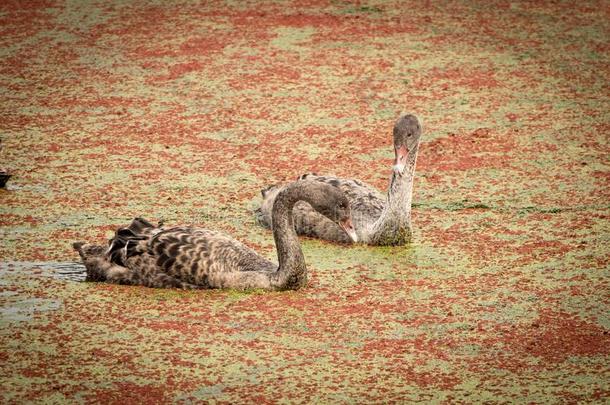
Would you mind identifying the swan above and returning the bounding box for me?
[72,181,357,290]
[255,114,422,246]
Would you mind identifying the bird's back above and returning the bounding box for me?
[256,174,385,243]
[74,218,276,289]
[298,174,385,229]
[131,227,276,287]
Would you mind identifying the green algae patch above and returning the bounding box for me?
[271,27,317,51]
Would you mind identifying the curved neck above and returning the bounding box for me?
[370,146,419,245]
[270,183,307,290]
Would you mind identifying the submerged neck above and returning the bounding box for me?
[270,183,307,290]
[370,147,419,245]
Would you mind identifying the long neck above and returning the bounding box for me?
[270,184,307,290]
[370,146,419,245]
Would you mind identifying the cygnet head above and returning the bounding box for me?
[392,114,422,175]
[303,182,358,243]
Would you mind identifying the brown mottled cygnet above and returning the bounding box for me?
[73,181,356,290]
[256,114,422,246]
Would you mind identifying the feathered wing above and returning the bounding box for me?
[124,226,276,287]
[76,217,276,289]
[73,239,201,289]
[256,174,385,242]
[298,174,385,227]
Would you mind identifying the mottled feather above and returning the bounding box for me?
[258,173,384,243]
[73,181,355,290]
[256,114,422,246]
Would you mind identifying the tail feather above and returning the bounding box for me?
[108,217,160,266]
[72,241,106,258]
[126,217,155,234]
[72,241,86,256]
[71,241,111,282]
[72,218,201,289]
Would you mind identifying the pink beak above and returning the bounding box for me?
[339,217,358,243]
[393,144,409,174]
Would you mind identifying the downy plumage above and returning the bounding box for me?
[73,181,356,290]
[256,114,422,246]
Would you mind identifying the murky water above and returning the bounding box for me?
[0,262,85,323]
[0,261,87,282]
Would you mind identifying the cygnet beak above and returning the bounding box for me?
[393,144,409,174]
[339,217,358,243]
